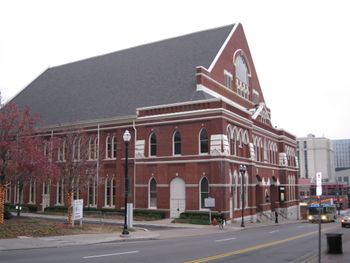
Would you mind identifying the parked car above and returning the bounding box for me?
[341,216,350,228]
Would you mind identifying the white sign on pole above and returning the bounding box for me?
[204,197,215,208]
[316,172,322,196]
[73,199,83,220]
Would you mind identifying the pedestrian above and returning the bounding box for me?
[219,211,225,229]
[275,209,279,224]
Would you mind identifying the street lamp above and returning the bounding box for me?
[122,130,131,235]
[240,164,247,227]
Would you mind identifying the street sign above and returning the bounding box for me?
[316,172,322,196]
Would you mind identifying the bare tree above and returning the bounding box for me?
[53,127,101,226]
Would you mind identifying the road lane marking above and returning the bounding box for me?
[269,230,279,234]
[185,225,338,263]
[215,237,237,242]
[83,250,139,259]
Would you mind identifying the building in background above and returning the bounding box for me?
[297,134,335,183]
[333,139,350,171]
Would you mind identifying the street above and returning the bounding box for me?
[1,219,349,263]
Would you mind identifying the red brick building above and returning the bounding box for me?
[9,23,298,221]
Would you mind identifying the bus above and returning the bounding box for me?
[307,203,337,223]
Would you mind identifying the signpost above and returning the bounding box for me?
[316,172,322,263]
[73,199,83,227]
[204,197,215,224]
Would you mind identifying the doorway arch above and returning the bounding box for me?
[170,177,186,218]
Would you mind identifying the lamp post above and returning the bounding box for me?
[122,130,131,235]
[240,164,247,227]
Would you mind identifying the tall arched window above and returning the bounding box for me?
[149,133,157,157]
[105,178,116,207]
[231,172,238,211]
[173,131,181,155]
[112,136,117,158]
[88,176,97,207]
[149,178,157,208]
[200,177,209,209]
[72,137,81,161]
[89,136,98,160]
[106,135,117,159]
[235,54,249,99]
[106,136,112,159]
[199,128,209,154]
[58,140,66,162]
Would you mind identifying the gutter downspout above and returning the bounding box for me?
[96,123,100,208]
[132,120,137,208]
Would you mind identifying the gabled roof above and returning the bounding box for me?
[12,24,235,127]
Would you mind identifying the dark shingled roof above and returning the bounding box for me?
[12,24,234,127]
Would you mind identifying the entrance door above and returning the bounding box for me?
[170,177,186,218]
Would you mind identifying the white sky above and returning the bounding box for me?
[1,0,349,140]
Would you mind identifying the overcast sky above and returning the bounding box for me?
[1,0,349,140]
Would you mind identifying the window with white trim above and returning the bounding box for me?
[235,55,249,99]
[105,178,116,207]
[106,135,117,159]
[72,137,81,161]
[58,140,66,162]
[88,176,97,207]
[149,133,157,157]
[149,178,157,208]
[29,180,36,204]
[224,70,233,90]
[199,128,209,154]
[173,131,181,155]
[200,177,209,209]
[56,179,64,205]
[89,136,98,160]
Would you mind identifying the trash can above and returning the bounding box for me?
[326,233,343,254]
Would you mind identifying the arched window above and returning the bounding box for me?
[200,177,209,209]
[88,176,97,207]
[112,136,117,158]
[56,179,64,205]
[173,131,181,155]
[232,172,238,211]
[244,173,249,208]
[199,128,209,154]
[72,137,81,161]
[235,55,249,99]
[149,178,157,208]
[58,139,66,162]
[105,178,116,207]
[149,133,157,157]
[106,135,117,159]
[89,136,98,160]
[29,180,36,204]
[227,125,237,156]
[106,136,112,159]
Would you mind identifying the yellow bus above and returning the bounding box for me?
[307,204,337,223]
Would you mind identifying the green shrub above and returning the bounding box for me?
[133,209,166,219]
[175,211,220,225]
[44,206,67,213]
[4,204,12,220]
[25,204,38,212]
[180,211,219,220]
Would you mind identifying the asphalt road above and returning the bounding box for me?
[1,221,348,263]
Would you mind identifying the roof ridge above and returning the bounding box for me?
[50,24,235,70]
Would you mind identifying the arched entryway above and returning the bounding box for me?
[170,177,186,218]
